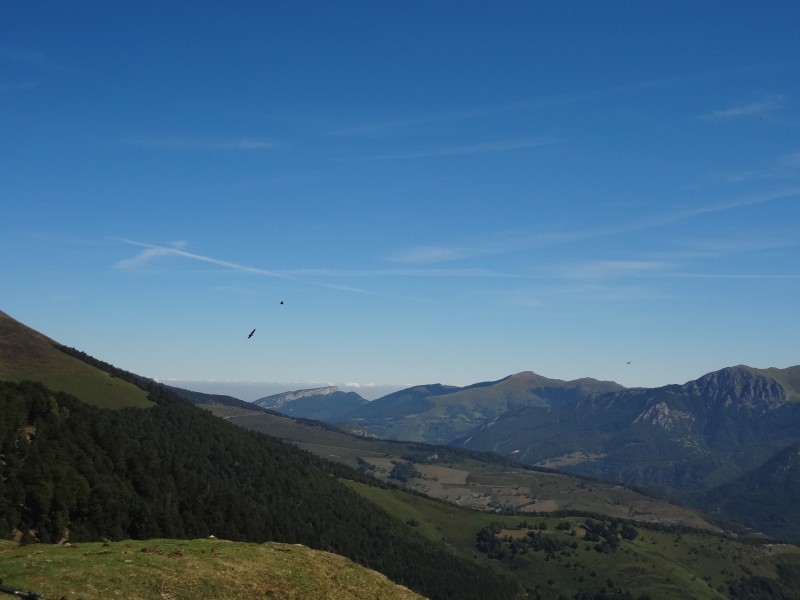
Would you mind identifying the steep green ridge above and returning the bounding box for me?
[0,538,424,600]
[0,310,150,409]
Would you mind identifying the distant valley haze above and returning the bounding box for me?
[160,379,406,402]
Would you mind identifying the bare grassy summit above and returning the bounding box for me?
[0,538,424,600]
[0,310,150,409]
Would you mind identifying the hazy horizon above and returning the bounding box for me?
[162,379,408,402]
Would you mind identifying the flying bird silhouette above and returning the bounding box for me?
[248,328,256,339]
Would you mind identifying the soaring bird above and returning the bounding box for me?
[248,328,256,339]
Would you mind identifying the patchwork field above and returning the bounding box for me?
[211,405,721,532]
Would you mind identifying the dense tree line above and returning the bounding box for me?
[0,379,522,600]
[389,461,421,482]
[474,521,654,600]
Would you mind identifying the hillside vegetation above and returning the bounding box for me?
[0,310,150,409]
[348,481,800,600]
[199,398,719,532]
[0,378,521,600]
[0,538,423,600]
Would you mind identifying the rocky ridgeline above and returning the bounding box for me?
[686,367,789,408]
[255,385,339,410]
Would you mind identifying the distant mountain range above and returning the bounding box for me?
[258,362,800,540]
[260,372,624,444]
[455,365,800,498]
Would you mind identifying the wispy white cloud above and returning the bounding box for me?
[389,232,540,265]
[114,244,181,269]
[390,245,477,264]
[0,81,37,93]
[331,111,476,137]
[115,240,288,277]
[286,267,508,278]
[666,234,800,259]
[568,188,800,241]
[555,260,674,280]
[699,94,786,120]
[128,137,278,151]
[700,151,800,186]
[343,382,376,389]
[332,69,732,138]
[359,137,558,161]
[675,273,800,279]
[669,187,800,220]
[114,240,506,305]
[0,46,64,70]
[495,280,669,308]
[389,188,800,268]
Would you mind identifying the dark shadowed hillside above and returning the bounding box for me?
[699,442,800,542]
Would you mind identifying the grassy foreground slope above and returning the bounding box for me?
[0,538,423,600]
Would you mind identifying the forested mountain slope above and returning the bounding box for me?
[0,379,521,600]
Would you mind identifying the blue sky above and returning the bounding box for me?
[2,2,799,399]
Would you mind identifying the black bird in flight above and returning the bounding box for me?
[280,300,284,305]
[248,328,256,339]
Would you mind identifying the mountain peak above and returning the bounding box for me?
[255,385,340,410]
[688,366,790,408]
